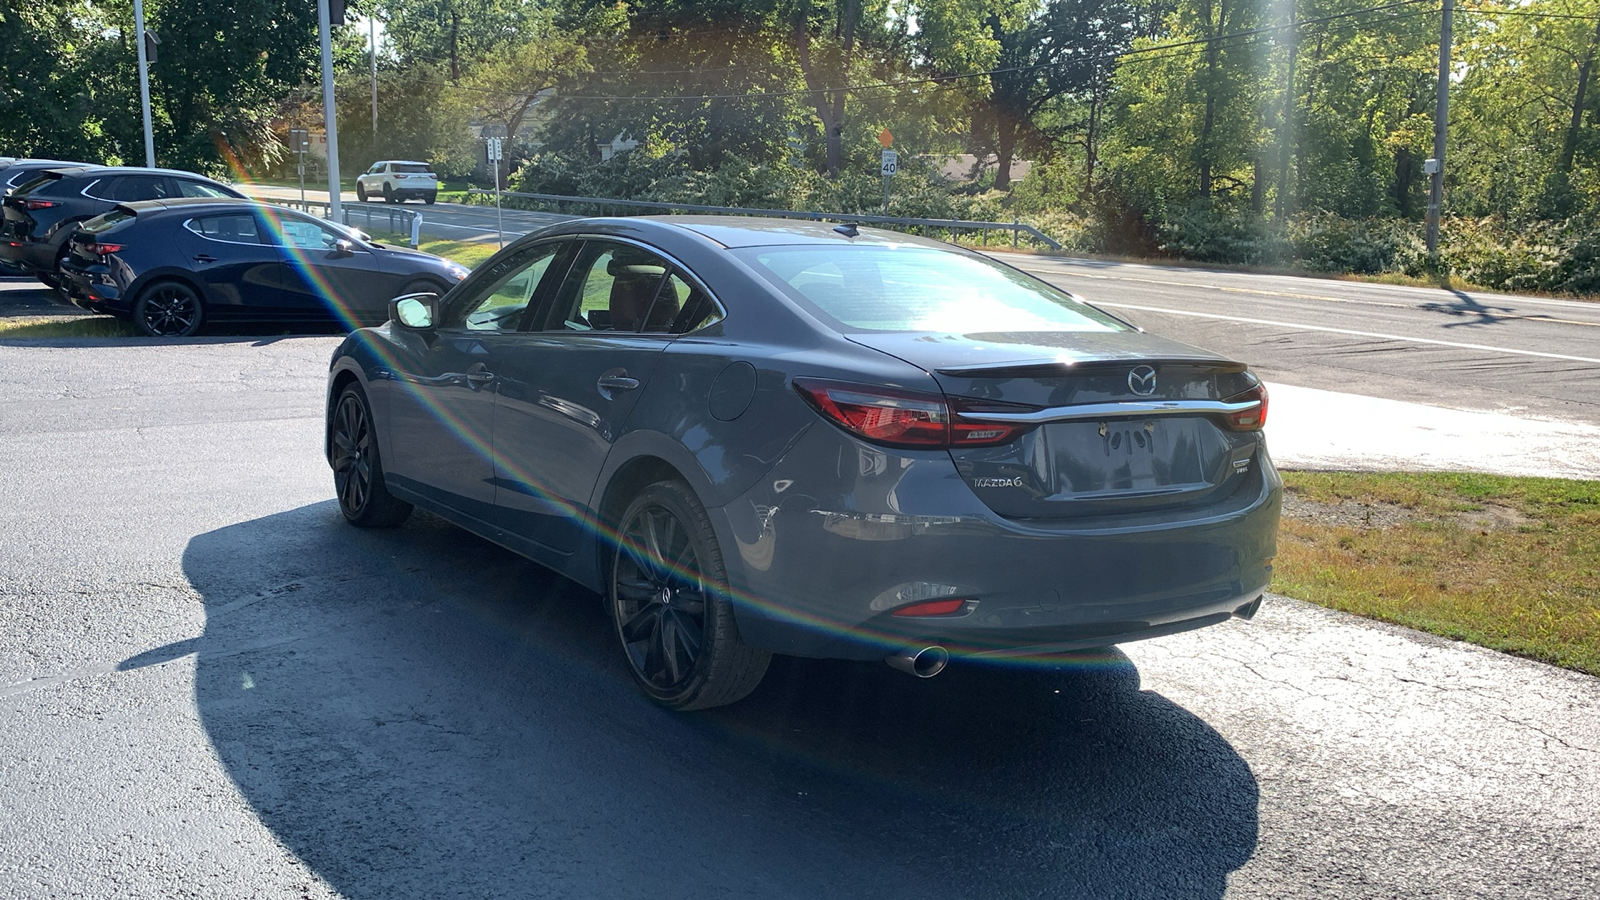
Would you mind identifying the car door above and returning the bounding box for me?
[489,238,689,555]
[257,207,397,327]
[382,240,569,525]
[179,212,282,321]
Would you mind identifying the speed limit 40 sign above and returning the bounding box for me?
[880,150,898,176]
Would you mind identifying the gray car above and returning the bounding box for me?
[324,217,1281,710]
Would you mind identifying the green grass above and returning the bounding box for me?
[0,315,139,338]
[364,231,498,269]
[1276,471,1600,675]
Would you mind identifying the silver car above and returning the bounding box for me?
[325,217,1281,710]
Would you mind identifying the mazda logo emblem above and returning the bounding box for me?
[1128,365,1157,396]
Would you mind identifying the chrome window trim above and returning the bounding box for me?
[543,234,727,338]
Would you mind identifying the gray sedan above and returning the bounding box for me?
[324,217,1281,710]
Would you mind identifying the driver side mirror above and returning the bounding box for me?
[390,293,439,332]
[332,238,356,258]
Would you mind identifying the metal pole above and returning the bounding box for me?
[494,152,504,249]
[370,13,379,138]
[319,0,342,221]
[132,0,155,167]
[1426,0,1452,254]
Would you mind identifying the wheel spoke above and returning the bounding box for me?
[670,590,707,617]
[670,610,702,660]
[615,578,656,601]
[621,605,660,644]
[660,614,682,684]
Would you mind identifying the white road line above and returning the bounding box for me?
[1097,301,1600,365]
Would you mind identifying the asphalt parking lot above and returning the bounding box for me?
[1,279,1597,898]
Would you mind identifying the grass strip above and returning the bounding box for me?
[1275,470,1600,676]
[0,315,138,338]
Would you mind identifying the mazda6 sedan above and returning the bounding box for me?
[324,216,1281,710]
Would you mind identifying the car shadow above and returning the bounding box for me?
[165,502,1259,899]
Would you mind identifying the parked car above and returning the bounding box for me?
[323,216,1281,711]
[0,159,94,274]
[58,198,470,337]
[0,165,245,289]
[1,158,92,196]
[355,160,438,204]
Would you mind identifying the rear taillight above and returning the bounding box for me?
[891,599,967,617]
[91,242,124,256]
[792,378,1035,449]
[1221,383,1268,431]
[22,199,58,211]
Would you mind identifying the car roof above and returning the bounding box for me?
[647,215,959,250]
[377,160,431,167]
[113,198,279,215]
[38,165,229,181]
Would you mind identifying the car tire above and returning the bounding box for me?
[397,278,445,299]
[356,182,367,202]
[132,280,205,338]
[424,193,437,205]
[330,383,413,528]
[609,480,771,711]
[383,184,395,203]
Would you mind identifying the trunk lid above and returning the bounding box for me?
[848,331,1266,518]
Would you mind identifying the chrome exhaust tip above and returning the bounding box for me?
[887,645,950,679]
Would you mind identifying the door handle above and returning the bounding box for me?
[596,374,641,393]
[192,254,217,263]
[465,362,495,390]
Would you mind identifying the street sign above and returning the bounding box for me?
[878,128,893,148]
[880,150,898,177]
[487,137,503,161]
[289,128,308,153]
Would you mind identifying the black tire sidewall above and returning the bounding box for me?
[333,383,411,527]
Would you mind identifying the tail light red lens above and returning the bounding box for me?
[1221,383,1268,431]
[891,598,967,617]
[91,243,124,256]
[22,199,58,211]
[792,379,1037,450]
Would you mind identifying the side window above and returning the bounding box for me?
[664,272,725,334]
[366,164,383,175]
[186,215,262,243]
[106,176,172,202]
[176,180,232,199]
[259,211,340,250]
[450,243,563,332]
[543,242,669,333]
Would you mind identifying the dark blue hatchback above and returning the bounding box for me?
[59,198,469,336]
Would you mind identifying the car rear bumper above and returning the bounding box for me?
[58,258,129,313]
[713,425,1282,661]
[0,238,52,273]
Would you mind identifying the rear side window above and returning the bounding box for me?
[186,215,262,243]
[82,210,136,234]
[740,246,1127,334]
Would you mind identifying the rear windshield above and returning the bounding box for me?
[738,246,1128,333]
[9,173,68,197]
[393,163,432,174]
[81,210,135,234]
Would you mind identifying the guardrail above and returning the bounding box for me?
[249,197,423,248]
[464,188,1061,250]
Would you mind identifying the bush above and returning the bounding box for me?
[1288,215,1424,275]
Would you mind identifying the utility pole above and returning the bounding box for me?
[370,12,379,138]
[319,0,342,222]
[1425,0,1453,254]
[132,0,155,167]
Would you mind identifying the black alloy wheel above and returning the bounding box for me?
[132,281,205,337]
[610,481,770,710]
[330,385,412,527]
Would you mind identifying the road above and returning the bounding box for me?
[248,186,1600,428]
[1,280,1598,898]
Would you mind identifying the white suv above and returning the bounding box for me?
[356,160,439,204]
